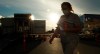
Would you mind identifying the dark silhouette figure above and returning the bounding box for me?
[49,2,83,54]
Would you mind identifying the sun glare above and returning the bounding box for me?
[30,15,35,20]
[0,15,2,18]
[47,13,60,29]
[48,13,60,24]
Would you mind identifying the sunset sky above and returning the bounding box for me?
[0,0,100,30]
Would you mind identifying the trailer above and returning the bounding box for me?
[0,14,47,42]
[29,20,46,41]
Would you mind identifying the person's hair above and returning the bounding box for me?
[61,2,74,12]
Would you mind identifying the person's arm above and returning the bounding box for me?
[49,26,60,44]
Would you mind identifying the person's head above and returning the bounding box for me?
[61,2,73,15]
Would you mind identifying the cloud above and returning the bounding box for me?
[0,0,100,15]
[71,0,100,14]
[0,0,100,30]
[6,15,14,17]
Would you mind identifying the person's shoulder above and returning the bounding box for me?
[70,13,79,19]
[61,15,65,17]
[60,15,65,18]
[71,13,79,17]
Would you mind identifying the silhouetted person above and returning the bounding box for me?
[49,2,83,54]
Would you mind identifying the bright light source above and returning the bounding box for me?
[48,13,60,23]
[0,15,3,19]
[30,15,35,20]
[47,13,60,29]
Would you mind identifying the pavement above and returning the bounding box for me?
[29,37,63,54]
[0,37,100,54]
[29,37,100,54]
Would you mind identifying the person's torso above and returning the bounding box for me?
[58,13,77,31]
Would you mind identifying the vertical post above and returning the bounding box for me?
[22,22,26,52]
